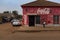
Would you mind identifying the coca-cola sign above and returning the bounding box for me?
[37,8,50,14]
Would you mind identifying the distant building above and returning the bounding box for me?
[21,0,60,26]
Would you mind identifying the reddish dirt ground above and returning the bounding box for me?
[0,23,60,40]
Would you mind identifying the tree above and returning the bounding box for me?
[3,11,10,13]
[12,10,19,19]
[18,15,22,19]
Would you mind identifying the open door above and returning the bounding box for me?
[29,15,35,26]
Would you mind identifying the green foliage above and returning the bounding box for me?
[12,10,19,19]
[3,11,10,13]
[12,10,18,16]
[18,15,22,19]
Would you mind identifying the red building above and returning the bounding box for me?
[21,0,60,26]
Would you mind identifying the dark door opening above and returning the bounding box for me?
[53,15,59,24]
[35,15,40,24]
[29,15,35,26]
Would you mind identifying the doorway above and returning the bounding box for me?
[35,15,40,24]
[28,15,35,26]
[53,15,59,24]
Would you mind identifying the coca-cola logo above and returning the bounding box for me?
[37,8,50,14]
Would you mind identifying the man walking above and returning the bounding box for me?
[43,21,46,28]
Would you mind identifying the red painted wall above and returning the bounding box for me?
[22,6,60,25]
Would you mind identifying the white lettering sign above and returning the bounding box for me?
[37,8,50,14]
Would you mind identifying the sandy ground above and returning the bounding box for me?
[0,23,60,40]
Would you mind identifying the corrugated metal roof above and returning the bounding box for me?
[21,0,60,6]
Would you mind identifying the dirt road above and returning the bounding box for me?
[0,23,60,40]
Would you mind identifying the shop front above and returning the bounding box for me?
[21,0,60,26]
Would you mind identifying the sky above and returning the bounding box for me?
[0,0,60,15]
